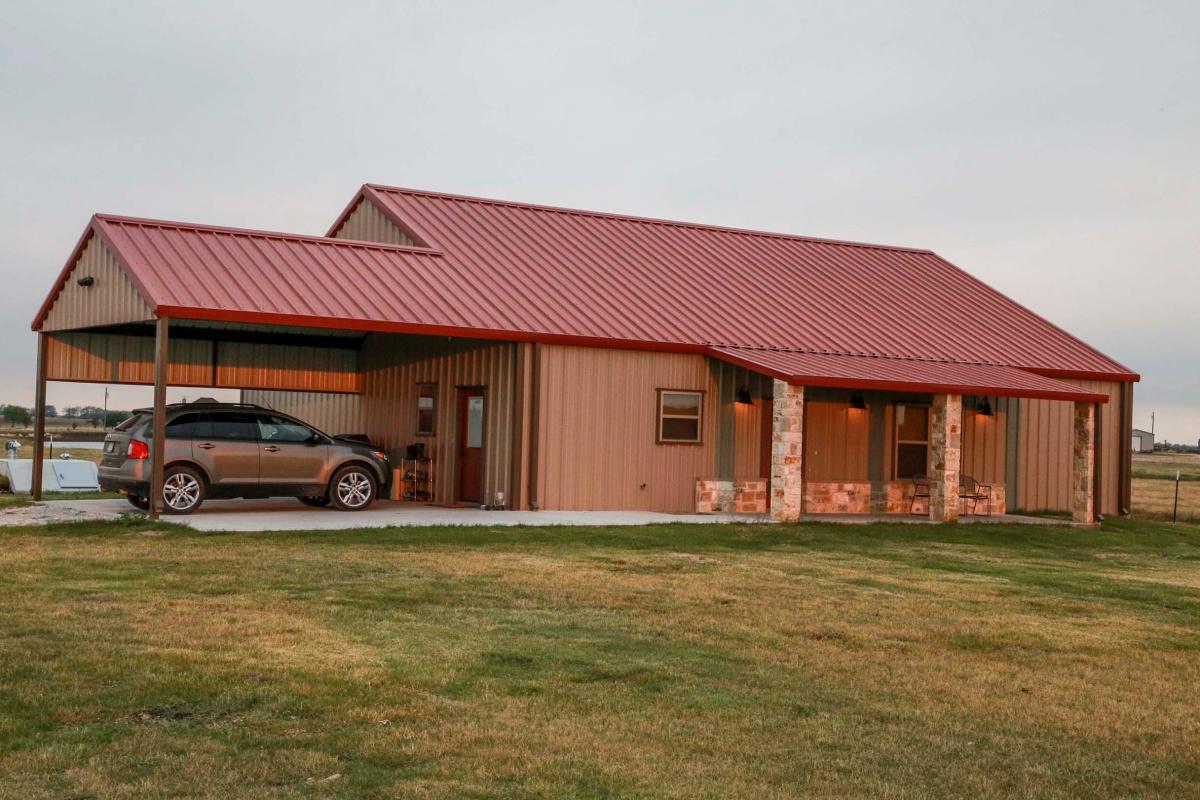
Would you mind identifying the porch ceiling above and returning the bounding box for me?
[708,346,1108,403]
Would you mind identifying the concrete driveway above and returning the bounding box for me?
[42,498,765,532]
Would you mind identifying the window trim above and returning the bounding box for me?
[893,403,930,479]
[416,383,437,436]
[656,389,704,445]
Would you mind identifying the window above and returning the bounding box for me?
[165,412,202,439]
[657,390,703,444]
[416,384,436,435]
[894,404,929,479]
[196,411,259,441]
[256,413,316,443]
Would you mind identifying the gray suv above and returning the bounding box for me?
[99,401,391,514]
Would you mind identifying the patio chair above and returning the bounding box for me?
[960,475,992,516]
[909,474,930,515]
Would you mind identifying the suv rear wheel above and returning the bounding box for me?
[330,465,376,511]
[162,466,205,515]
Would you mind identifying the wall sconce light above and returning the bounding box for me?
[76,275,95,287]
[976,399,994,417]
[735,386,752,405]
[850,394,867,411]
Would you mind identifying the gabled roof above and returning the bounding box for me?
[330,184,1136,381]
[32,187,1135,403]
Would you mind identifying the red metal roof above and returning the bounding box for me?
[32,187,1136,395]
[708,346,1108,403]
[337,185,1136,381]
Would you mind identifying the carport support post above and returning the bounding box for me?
[1071,401,1097,526]
[31,334,47,501]
[149,318,169,519]
[769,380,804,522]
[929,393,962,523]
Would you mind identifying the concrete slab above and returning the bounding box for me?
[44,498,767,532]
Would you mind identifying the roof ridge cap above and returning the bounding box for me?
[364,183,935,254]
[95,213,443,255]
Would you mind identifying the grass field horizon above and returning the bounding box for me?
[2,517,1198,798]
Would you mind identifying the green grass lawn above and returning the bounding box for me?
[2,518,1199,799]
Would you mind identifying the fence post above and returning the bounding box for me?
[1173,470,1180,523]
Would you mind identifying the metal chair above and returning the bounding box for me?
[960,475,992,516]
[909,474,930,515]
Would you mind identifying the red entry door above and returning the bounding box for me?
[457,388,485,503]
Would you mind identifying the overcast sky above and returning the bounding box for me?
[1,1,1196,441]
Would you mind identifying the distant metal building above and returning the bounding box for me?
[1131,428,1155,453]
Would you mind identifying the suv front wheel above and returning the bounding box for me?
[330,465,376,511]
[162,466,205,515]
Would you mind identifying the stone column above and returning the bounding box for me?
[770,380,804,522]
[928,393,962,523]
[1072,402,1097,526]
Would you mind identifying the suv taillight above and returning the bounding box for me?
[127,440,149,460]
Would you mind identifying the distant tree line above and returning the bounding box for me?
[2,404,131,429]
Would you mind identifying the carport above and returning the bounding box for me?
[29,215,422,518]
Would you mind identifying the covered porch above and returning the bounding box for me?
[701,348,1107,527]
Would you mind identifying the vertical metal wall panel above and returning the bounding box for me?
[707,359,773,480]
[45,332,212,386]
[332,197,415,246]
[961,395,1009,485]
[44,332,360,393]
[535,345,717,512]
[804,398,870,480]
[358,333,515,505]
[242,390,365,436]
[40,235,154,332]
[215,342,360,392]
[1014,380,1122,515]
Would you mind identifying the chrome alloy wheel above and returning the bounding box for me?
[163,472,201,511]
[336,470,373,508]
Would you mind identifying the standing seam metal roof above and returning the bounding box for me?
[31,186,1137,397]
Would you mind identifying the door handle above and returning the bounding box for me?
[263,445,280,453]
[197,442,215,450]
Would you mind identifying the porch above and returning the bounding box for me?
[701,349,1109,527]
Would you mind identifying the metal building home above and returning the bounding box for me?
[31,185,1137,523]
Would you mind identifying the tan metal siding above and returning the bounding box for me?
[46,332,212,386]
[1015,380,1123,515]
[41,235,153,332]
[805,400,870,480]
[358,333,515,505]
[961,396,1009,485]
[535,344,716,512]
[333,197,415,246]
[215,342,360,393]
[45,331,361,393]
[242,390,365,436]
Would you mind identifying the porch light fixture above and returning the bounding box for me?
[735,386,753,405]
[849,394,867,411]
[976,399,994,417]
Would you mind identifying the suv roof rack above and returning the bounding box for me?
[130,400,268,415]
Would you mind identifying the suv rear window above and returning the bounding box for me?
[115,413,147,432]
[196,411,259,441]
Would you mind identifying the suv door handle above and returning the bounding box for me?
[197,442,215,450]
[263,445,280,453]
